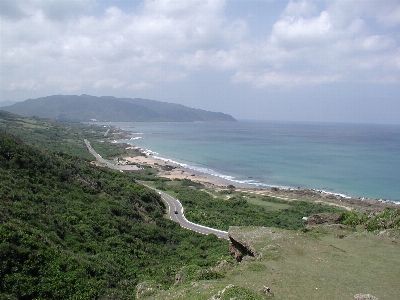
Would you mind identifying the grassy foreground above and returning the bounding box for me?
[142,225,400,300]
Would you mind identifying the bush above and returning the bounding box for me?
[339,209,400,232]
[339,211,365,227]
[365,209,400,231]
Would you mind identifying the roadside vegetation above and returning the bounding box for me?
[0,113,231,299]
[0,111,130,161]
[1,110,399,299]
[143,179,344,231]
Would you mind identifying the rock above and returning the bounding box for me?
[209,284,235,300]
[174,272,183,285]
[229,233,258,262]
[161,164,175,171]
[261,286,274,296]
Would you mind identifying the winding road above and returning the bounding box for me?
[151,188,229,240]
[84,139,229,240]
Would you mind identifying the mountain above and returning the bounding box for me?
[1,94,237,122]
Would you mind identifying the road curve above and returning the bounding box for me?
[84,139,229,240]
[147,187,229,240]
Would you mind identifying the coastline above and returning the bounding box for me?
[120,145,399,212]
[123,149,241,188]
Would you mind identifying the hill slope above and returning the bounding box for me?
[0,129,229,299]
[2,95,237,122]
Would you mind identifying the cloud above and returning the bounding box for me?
[282,0,317,18]
[0,0,399,99]
[93,79,127,89]
[127,82,153,90]
[0,0,28,20]
[232,71,340,87]
[271,11,333,47]
[3,79,40,91]
[39,0,95,22]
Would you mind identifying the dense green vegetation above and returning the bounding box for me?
[340,209,400,232]
[149,179,343,231]
[0,111,132,161]
[0,130,230,299]
[0,111,106,160]
[5,111,396,299]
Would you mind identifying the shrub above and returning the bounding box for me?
[339,211,365,227]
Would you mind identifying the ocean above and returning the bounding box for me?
[108,121,400,203]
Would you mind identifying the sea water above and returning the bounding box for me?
[109,121,400,203]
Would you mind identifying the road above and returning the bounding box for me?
[84,139,142,171]
[84,139,229,240]
[149,188,229,240]
[84,139,120,170]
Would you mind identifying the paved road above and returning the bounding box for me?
[84,139,120,170]
[148,187,229,240]
[84,139,229,240]
[84,139,142,171]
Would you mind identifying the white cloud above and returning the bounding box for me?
[2,0,226,92]
[283,0,317,18]
[127,82,153,90]
[232,71,340,87]
[3,79,40,91]
[93,79,127,89]
[271,11,333,47]
[0,0,399,99]
[360,35,395,52]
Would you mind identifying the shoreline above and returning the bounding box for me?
[111,126,399,210]
[121,145,399,212]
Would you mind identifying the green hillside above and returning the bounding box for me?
[0,115,230,299]
[1,111,399,299]
[2,95,237,122]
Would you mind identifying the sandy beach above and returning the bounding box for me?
[123,150,235,188]
[120,147,398,212]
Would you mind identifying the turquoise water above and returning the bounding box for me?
[109,121,400,202]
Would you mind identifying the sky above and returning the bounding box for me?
[1,0,400,124]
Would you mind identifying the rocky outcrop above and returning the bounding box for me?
[160,164,176,171]
[228,232,258,262]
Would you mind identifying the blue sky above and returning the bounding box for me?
[1,0,399,124]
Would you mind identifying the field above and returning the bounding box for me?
[143,226,400,300]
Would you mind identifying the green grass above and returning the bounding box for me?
[245,197,291,211]
[145,226,400,299]
[154,180,343,231]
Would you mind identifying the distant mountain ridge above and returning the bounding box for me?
[2,94,237,122]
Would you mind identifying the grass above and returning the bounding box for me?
[144,226,400,300]
[228,227,399,300]
[245,197,291,211]
[208,189,292,211]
